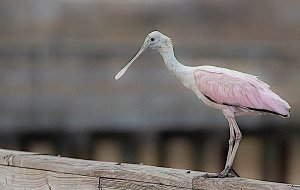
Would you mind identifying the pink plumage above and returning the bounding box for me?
[194,66,290,117]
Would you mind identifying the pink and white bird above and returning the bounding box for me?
[115,31,291,178]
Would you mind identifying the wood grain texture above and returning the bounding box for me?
[0,149,299,190]
[192,176,300,190]
[100,178,187,190]
[0,165,99,190]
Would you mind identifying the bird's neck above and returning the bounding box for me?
[157,45,186,77]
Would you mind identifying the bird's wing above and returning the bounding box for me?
[194,66,290,117]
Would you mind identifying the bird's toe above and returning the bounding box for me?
[201,173,219,178]
[218,167,239,178]
[228,168,240,177]
[199,167,240,178]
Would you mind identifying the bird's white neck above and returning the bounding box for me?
[157,45,186,78]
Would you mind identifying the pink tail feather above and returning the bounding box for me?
[260,90,291,117]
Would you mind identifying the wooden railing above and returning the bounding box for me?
[0,149,298,189]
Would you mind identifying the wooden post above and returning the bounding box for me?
[0,149,298,190]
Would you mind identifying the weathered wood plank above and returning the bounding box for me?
[0,165,99,190]
[0,149,36,165]
[0,149,299,190]
[192,177,300,190]
[0,150,200,189]
[100,178,187,190]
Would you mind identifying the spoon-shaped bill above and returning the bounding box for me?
[114,62,132,80]
[115,42,147,80]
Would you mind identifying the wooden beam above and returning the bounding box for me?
[0,149,299,190]
[0,165,99,189]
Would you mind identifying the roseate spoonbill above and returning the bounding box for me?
[115,31,291,178]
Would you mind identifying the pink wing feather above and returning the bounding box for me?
[194,66,290,117]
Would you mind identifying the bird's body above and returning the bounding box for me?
[171,64,290,118]
[115,31,290,177]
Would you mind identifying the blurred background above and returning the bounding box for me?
[0,0,299,184]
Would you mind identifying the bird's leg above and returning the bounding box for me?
[219,118,242,178]
[203,117,241,178]
[202,117,238,178]
[225,122,235,166]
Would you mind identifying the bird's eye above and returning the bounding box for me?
[150,37,155,42]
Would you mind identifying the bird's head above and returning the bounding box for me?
[146,31,172,50]
[115,31,172,80]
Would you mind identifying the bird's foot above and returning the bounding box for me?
[218,167,240,178]
[228,168,240,177]
[201,173,219,178]
[202,167,239,178]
